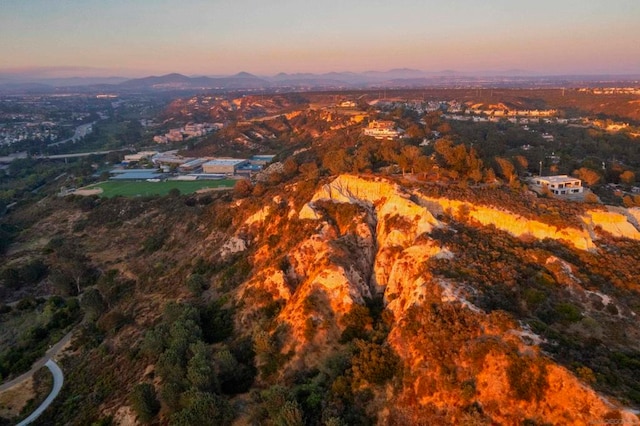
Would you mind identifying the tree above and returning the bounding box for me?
[170,391,234,426]
[352,147,373,173]
[469,168,483,185]
[299,161,319,181]
[130,383,160,423]
[620,170,635,185]
[274,401,304,426]
[233,179,252,198]
[140,324,169,359]
[48,239,96,295]
[514,155,528,175]
[1,267,22,290]
[584,192,599,204]
[187,273,207,296]
[323,149,351,175]
[484,168,497,184]
[214,348,254,394]
[396,145,423,175]
[81,288,106,320]
[350,340,400,386]
[434,138,474,177]
[436,121,452,135]
[201,300,234,343]
[282,158,298,177]
[187,342,218,392]
[573,167,601,186]
[252,182,267,196]
[622,195,637,208]
[405,123,426,139]
[495,157,516,185]
[340,304,372,342]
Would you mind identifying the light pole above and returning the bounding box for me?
[539,161,543,177]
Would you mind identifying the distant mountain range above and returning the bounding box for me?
[1,68,639,94]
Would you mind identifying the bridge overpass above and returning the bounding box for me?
[35,148,135,160]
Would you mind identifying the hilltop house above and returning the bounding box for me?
[533,175,583,195]
[363,120,401,139]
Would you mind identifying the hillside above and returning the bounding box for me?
[1,165,640,425]
[2,87,640,424]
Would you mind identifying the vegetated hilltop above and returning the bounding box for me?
[233,174,640,424]
[433,88,640,122]
[2,91,640,424]
[2,162,640,425]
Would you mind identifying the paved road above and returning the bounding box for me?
[16,359,64,426]
[36,147,134,160]
[48,122,95,147]
[0,329,73,392]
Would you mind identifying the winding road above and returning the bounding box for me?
[48,122,95,147]
[0,330,72,393]
[16,360,63,426]
[0,329,74,424]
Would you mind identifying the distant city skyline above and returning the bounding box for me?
[2,0,639,78]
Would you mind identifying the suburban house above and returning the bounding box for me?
[363,120,401,139]
[533,175,583,195]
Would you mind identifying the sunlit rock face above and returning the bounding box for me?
[308,175,640,252]
[584,209,640,241]
[235,174,638,422]
[420,195,596,250]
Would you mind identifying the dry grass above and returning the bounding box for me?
[0,376,35,419]
[0,367,54,423]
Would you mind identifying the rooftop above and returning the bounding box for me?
[251,155,276,161]
[536,175,581,183]
[110,171,165,180]
[111,168,159,174]
[203,159,247,166]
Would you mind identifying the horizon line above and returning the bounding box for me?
[2,67,640,80]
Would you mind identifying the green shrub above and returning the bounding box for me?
[142,229,168,253]
[339,304,372,343]
[130,383,160,423]
[187,273,207,296]
[170,390,234,426]
[200,300,234,344]
[555,303,582,323]
[506,356,548,402]
[350,340,400,386]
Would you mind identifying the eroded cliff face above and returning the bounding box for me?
[233,175,640,423]
[584,208,640,241]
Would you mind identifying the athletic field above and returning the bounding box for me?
[85,179,236,197]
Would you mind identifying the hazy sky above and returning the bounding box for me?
[1,0,639,77]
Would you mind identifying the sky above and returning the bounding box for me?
[1,0,640,77]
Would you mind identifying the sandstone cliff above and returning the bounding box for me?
[232,174,640,423]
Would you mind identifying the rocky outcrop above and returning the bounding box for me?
[219,236,247,259]
[239,174,638,422]
[420,195,597,250]
[585,208,640,240]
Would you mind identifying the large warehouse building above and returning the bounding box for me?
[202,158,249,175]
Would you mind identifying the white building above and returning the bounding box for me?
[533,175,583,195]
[202,158,249,175]
[124,151,159,162]
[363,120,401,139]
[338,100,357,108]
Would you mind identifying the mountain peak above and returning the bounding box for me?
[233,71,258,79]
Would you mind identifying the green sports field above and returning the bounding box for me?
[87,179,236,197]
